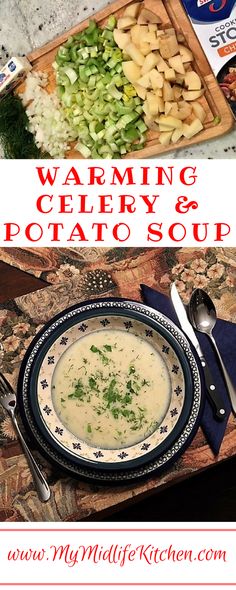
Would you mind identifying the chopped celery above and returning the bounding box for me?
[56,46,70,65]
[55,19,146,158]
[123,127,139,142]
[63,66,78,85]
[75,142,91,158]
[106,15,117,31]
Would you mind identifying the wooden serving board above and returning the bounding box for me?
[17,0,234,158]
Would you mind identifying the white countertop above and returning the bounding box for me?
[1,0,236,159]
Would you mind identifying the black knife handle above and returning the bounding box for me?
[200,357,226,421]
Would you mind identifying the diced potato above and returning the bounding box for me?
[173,85,182,100]
[175,73,185,85]
[171,128,184,143]
[137,8,162,24]
[123,61,141,83]
[164,68,176,82]
[123,2,141,18]
[139,42,151,56]
[163,80,174,101]
[159,123,174,132]
[156,95,165,112]
[117,17,136,30]
[177,33,185,43]
[149,24,158,33]
[192,101,206,123]
[150,40,161,50]
[144,115,159,131]
[165,101,174,115]
[131,24,147,45]
[170,104,179,118]
[185,63,193,73]
[125,42,145,66]
[182,118,203,139]
[142,32,157,44]
[178,44,193,63]
[147,92,159,115]
[115,2,205,149]
[178,104,192,120]
[141,53,159,75]
[168,55,185,74]
[159,33,179,59]
[185,71,201,91]
[158,123,174,131]
[159,115,183,129]
[133,83,147,100]
[159,130,173,145]
[137,72,151,88]
[113,30,131,50]
[143,100,151,117]
[186,113,197,125]
[149,68,164,89]
[156,55,169,73]
[182,89,204,101]
[165,27,176,35]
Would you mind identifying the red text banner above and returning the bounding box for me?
[0,159,233,247]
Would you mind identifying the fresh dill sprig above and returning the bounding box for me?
[0,93,47,159]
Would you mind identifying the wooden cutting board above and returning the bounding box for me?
[17,0,234,158]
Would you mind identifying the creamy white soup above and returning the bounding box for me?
[52,330,171,449]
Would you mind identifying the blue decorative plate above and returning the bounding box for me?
[18,298,204,483]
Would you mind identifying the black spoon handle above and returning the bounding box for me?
[200,356,226,421]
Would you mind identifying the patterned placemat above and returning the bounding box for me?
[1,246,236,522]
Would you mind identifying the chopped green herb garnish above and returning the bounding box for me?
[68,378,85,400]
[142,379,150,387]
[87,423,92,433]
[90,345,100,354]
[89,376,99,391]
[90,344,110,366]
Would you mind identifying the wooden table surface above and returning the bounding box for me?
[1,250,236,522]
[0,261,47,304]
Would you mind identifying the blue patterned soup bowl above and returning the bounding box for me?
[18,299,203,483]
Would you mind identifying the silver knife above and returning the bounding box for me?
[171,283,226,421]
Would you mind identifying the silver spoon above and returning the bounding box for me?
[189,288,236,416]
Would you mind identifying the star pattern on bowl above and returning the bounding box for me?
[145,329,153,337]
[118,451,129,460]
[141,443,151,451]
[55,426,63,436]
[124,321,133,330]
[78,323,88,332]
[43,405,52,415]
[47,356,55,365]
[174,386,182,396]
[60,337,68,346]
[162,345,170,354]
[100,318,110,327]
[93,450,104,459]
[72,442,81,450]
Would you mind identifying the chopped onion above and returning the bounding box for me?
[20,72,77,157]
